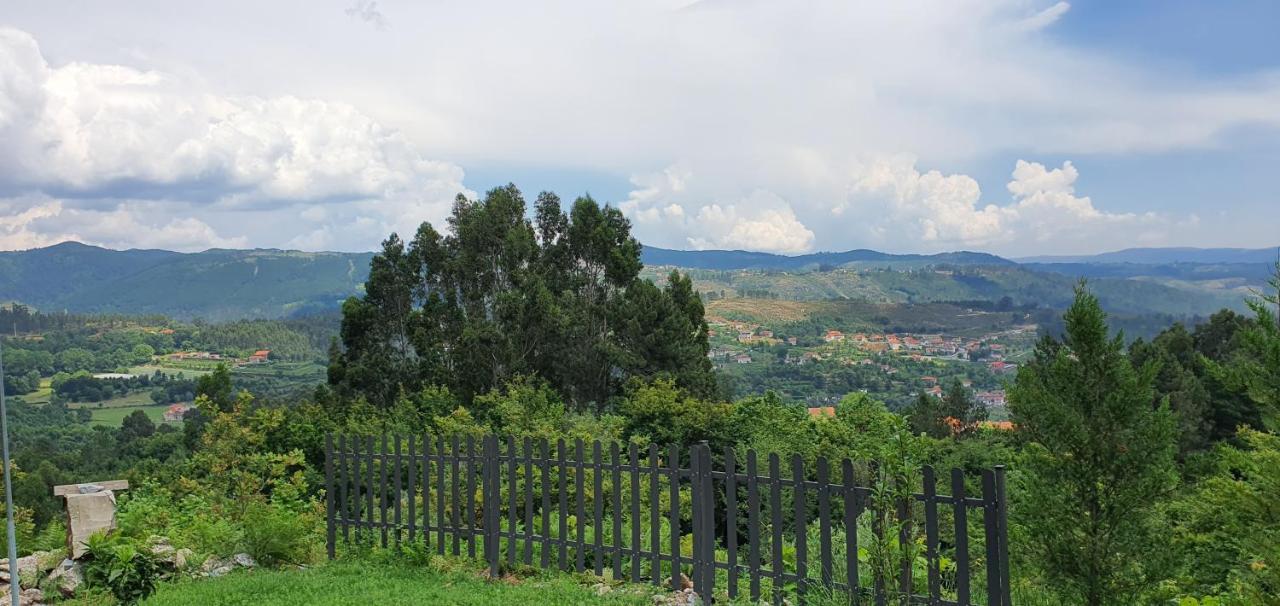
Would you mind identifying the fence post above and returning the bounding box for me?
[324,433,335,560]
[483,435,501,579]
[692,441,715,603]
[994,466,1011,606]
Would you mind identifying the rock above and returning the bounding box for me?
[200,556,223,572]
[64,491,118,559]
[0,585,46,606]
[45,560,83,598]
[231,553,256,568]
[0,555,40,587]
[207,564,235,578]
[149,536,176,560]
[593,583,612,596]
[174,548,194,570]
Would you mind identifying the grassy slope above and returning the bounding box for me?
[141,560,659,606]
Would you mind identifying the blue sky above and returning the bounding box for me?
[1,1,1277,255]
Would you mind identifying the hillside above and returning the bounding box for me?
[0,242,372,320]
[1017,246,1279,264]
[643,264,1243,317]
[641,245,1013,270]
[1,241,1257,320]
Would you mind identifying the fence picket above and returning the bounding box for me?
[951,468,970,606]
[540,439,552,569]
[575,438,586,573]
[725,446,739,600]
[816,456,832,590]
[793,454,809,602]
[365,436,376,543]
[923,466,940,605]
[508,436,518,567]
[466,435,477,559]
[407,435,416,545]
[394,435,403,548]
[593,440,605,577]
[769,453,783,605]
[557,438,568,570]
[338,434,350,544]
[523,437,535,566]
[649,444,661,584]
[747,450,761,602]
[612,441,623,581]
[669,443,682,591]
[629,442,642,584]
[380,434,389,548]
[842,459,859,606]
[983,470,1001,606]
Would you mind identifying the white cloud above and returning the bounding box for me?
[0,194,247,251]
[0,27,468,251]
[1,0,1278,254]
[1014,1,1071,32]
[834,156,1198,255]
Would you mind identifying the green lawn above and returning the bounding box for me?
[141,559,661,606]
[69,390,156,409]
[87,404,176,427]
[23,378,53,405]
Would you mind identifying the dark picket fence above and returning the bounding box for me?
[324,433,1012,605]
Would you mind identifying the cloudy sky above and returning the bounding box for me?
[2,0,1278,256]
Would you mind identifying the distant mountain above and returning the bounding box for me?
[1,242,1256,321]
[0,242,372,320]
[1017,246,1279,265]
[641,246,1014,270]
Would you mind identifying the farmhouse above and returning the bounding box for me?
[163,403,192,422]
[823,330,845,343]
[806,406,836,418]
[976,390,1007,407]
[248,349,271,364]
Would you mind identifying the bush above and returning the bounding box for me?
[238,500,320,567]
[81,532,162,604]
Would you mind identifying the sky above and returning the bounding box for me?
[1,0,1278,256]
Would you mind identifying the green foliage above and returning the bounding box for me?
[330,186,716,411]
[620,378,736,451]
[81,531,162,604]
[239,500,321,567]
[1162,428,1280,602]
[1009,282,1178,606]
[1210,260,1280,427]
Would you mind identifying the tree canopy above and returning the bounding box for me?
[329,185,716,411]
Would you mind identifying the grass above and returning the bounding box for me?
[130,364,213,378]
[139,558,663,606]
[86,404,176,427]
[23,377,53,404]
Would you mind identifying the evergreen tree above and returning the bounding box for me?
[1009,282,1177,606]
[1211,260,1280,427]
[330,184,715,411]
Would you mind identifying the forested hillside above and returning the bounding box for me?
[0,242,371,320]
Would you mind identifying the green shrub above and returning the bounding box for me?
[81,532,161,604]
[238,500,319,567]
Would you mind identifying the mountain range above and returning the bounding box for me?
[2,241,1271,320]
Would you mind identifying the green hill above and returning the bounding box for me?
[1,242,372,320]
[646,264,1244,317]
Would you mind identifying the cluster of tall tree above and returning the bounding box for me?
[329,185,716,410]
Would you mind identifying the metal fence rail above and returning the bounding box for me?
[324,433,1011,605]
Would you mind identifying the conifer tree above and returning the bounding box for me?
[1009,282,1177,606]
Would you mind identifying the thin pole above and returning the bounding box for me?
[0,339,19,606]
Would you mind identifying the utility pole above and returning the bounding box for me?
[0,338,18,606]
